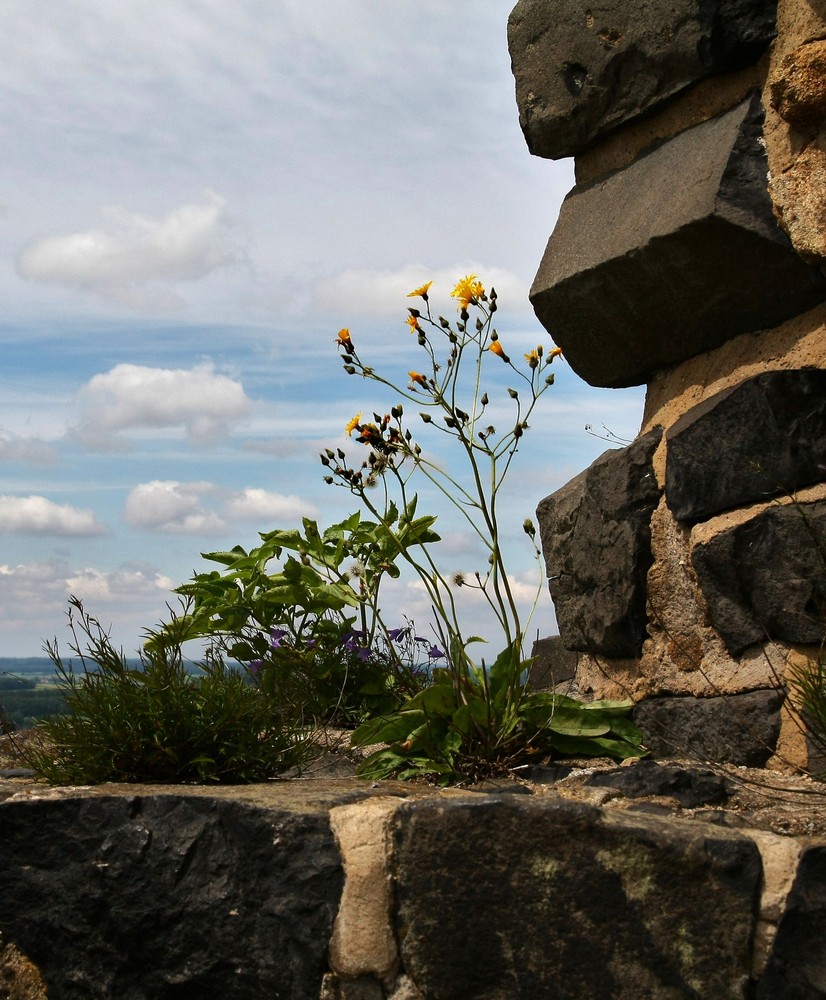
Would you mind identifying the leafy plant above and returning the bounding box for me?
[149,512,434,724]
[22,597,312,785]
[327,276,646,780]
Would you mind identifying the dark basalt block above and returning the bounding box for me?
[0,795,343,1000]
[691,501,826,655]
[666,369,826,522]
[395,796,761,1000]
[508,0,777,160]
[536,428,662,658]
[529,96,826,388]
[632,690,784,766]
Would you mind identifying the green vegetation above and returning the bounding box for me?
[24,277,646,786]
[20,598,312,784]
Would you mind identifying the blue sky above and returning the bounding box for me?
[0,1,645,656]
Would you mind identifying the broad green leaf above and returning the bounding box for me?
[452,698,490,735]
[404,684,457,716]
[546,707,611,737]
[350,710,425,748]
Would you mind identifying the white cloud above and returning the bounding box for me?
[123,480,226,534]
[71,362,250,448]
[313,264,532,320]
[123,480,316,534]
[0,432,57,465]
[224,487,317,522]
[17,192,235,309]
[0,495,104,535]
[0,560,178,651]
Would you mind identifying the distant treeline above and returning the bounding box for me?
[1,687,67,730]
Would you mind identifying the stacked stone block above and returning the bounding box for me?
[509,0,826,767]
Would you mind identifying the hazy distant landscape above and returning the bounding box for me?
[0,658,68,729]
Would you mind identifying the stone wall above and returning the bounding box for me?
[510,0,826,769]
[2,774,826,999]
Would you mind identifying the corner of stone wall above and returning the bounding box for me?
[515,0,826,770]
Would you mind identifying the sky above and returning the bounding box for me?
[0,1,645,658]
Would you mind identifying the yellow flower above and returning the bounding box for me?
[524,348,540,369]
[488,340,509,362]
[451,274,484,309]
[407,281,433,299]
[336,328,352,348]
[345,412,362,436]
[406,314,421,334]
[408,371,427,387]
[549,346,563,360]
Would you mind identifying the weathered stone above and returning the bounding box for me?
[633,691,784,766]
[394,796,761,999]
[691,501,826,654]
[757,844,826,997]
[529,96,826,388]
[0,932,47,1000]
[528,635,579,690]
[507,0,777,160]
[769,143,826,266]
[770,39,826,128]
[0,794,343,1000]
[582,759,733,807]
[666,369,826,522]
[536,428,662,657]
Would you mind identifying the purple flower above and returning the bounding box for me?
[427,645,445,659]
[305,638,318,650]
[270,627,288,649]
[249,659,263,675]
[355,646,371,662]
[387,627,407,642]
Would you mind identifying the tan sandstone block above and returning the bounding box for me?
[328,797,404,981]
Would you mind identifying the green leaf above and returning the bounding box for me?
[350,710,425,748]
[404,684,457,716]
[546,707,611,737]
[452,698,490,735]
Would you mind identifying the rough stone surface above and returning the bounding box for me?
[394,796,761,999]
[691,501,826,655]
[536,428,662,657]
[0,934,47,1000]
[581,760,733,807]
[633,691,784,766]
[769,38,826,128]
[328,797,401,980]
[528,635,579,690]
[665,369,826,522]
[530,95,826,388]
[757,843,826,997]
[0,794,343,1000]
[769,143,826,265]
[507,0,777,159]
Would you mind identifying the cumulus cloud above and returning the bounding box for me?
[224,487,317,522]
[0,432,57,465]
[17,192,234,308]
[0,560,178,648]
[71,362,250,448]
[123,480,316,534]
[123,480,226,534]
[313,264,531,319]
[0,495,104,535]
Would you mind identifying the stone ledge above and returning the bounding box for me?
[2,766,826,998]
